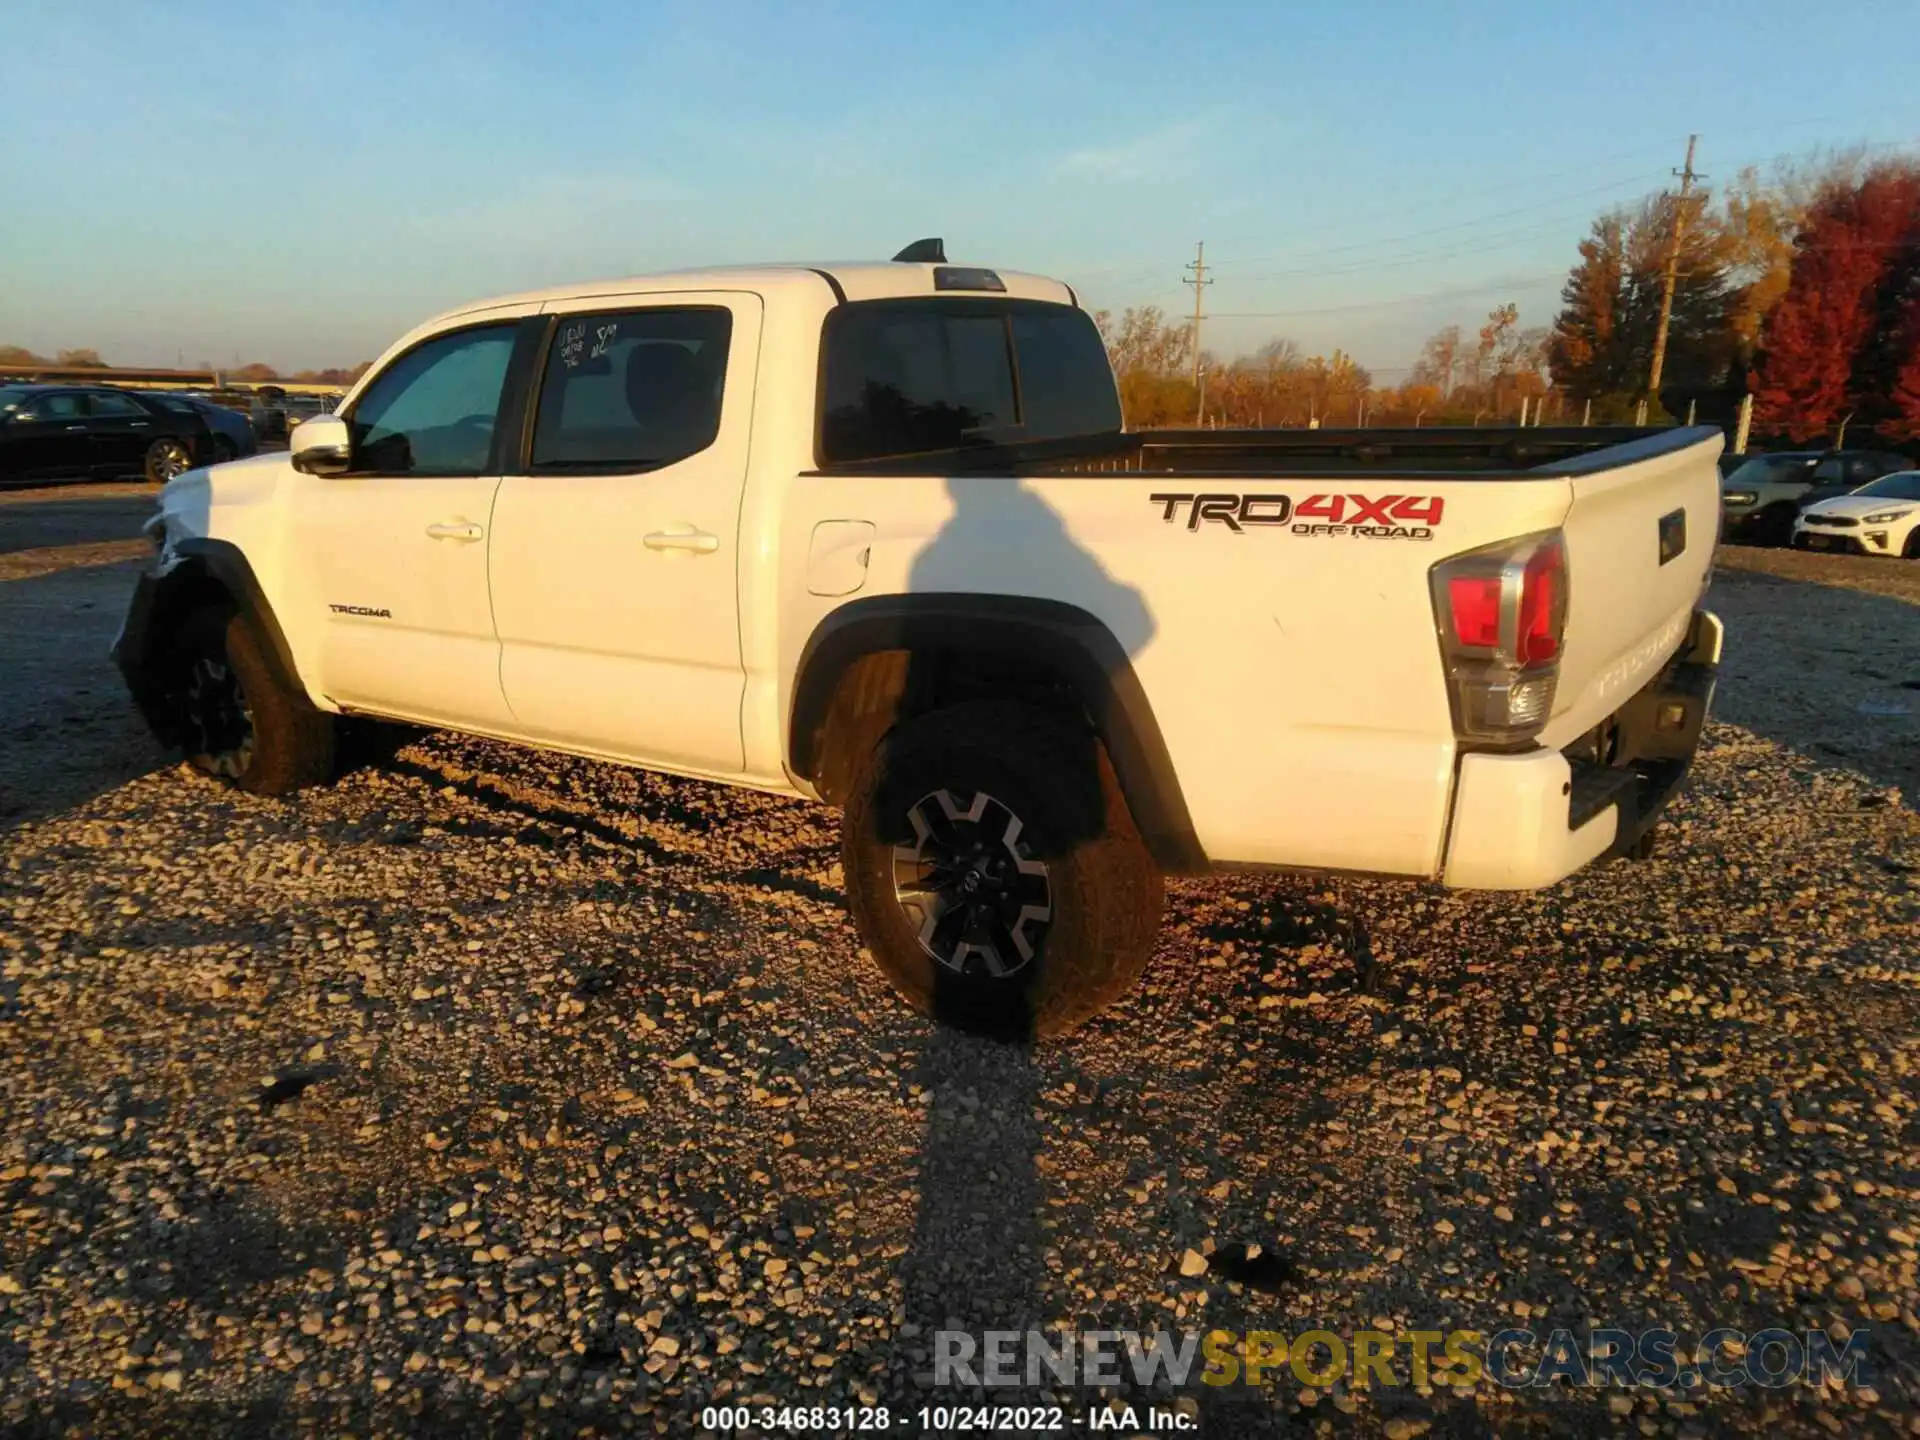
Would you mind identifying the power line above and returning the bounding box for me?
[1205,272,1564,320]
[1069,133,1920,295]
[1203,169,1672,271]
[1066,167,1669,289]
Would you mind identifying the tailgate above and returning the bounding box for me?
[1540,430,1722,747]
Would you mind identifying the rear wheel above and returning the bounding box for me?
[841,701,1164,1039]
[144,438,194,484]
[171,605,334,795]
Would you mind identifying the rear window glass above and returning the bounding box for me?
[531,308,731,471]
[819,300,1119,465]
[1011,308,1123,440]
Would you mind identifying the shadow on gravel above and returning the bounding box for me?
[898,1032,1047,1369]
[0,562,167,829]
[1708,563,1920,801]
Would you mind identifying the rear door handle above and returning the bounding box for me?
[643,529,719,554]
[425,521,484,542]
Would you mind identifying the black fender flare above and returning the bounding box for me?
[114,539,308,724]
[788,593,1207,873]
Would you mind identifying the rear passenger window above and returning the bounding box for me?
[531,308,731,471]
[819,300,1119,465]
[87,392,147,418]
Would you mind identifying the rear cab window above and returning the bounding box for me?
[818,299,1120,466]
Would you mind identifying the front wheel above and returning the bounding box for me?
[170,606,335,795]
[841,702,1164,1039]
[144,438,194,484]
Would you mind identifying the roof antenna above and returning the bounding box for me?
[892,238,946,263]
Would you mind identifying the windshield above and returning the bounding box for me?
[1724,455,1814,486]
[1851,471,1920,501]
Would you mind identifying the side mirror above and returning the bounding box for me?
[290,414,351,476]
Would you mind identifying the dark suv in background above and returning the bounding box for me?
[1720,449,1912,545]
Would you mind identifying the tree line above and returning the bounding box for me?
[1094,301,1554,430]
[1098,146,1920,440]
[1550,150,1920,440]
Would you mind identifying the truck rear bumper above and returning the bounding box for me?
[1441,609,1722,890]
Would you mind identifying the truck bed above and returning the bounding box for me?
[816,424,1714,479]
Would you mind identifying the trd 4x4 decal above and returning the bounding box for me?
[1149,492,1445,539]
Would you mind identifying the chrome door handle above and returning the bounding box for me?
[130,421,149,428]
[643,529,719,554]
[425,521,484,542]
[65,424,86,431]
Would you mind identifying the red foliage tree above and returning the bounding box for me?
[1891,286,1920,438]
[1752,166,1920,441]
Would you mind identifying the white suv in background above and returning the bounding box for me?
[1793,470,1920,558]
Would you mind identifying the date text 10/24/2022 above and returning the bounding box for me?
[699,1405,1196,1432]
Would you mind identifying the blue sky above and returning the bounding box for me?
[3,0,1916,376]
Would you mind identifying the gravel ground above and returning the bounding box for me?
[0,541,1916,1438]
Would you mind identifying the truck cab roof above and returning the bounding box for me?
[429,261,1080,329]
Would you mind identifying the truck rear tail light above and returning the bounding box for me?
[1430,529,1568,745]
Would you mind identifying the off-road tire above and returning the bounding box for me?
[173,604,335,796]
[841,701,1164,1039]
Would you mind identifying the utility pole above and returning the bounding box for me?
[1184,241,1211,424]
[1641,134,1703,425]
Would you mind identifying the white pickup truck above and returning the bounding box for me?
[116,242,1724,1037]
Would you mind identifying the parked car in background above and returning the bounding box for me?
[0,384,211,485]
[1721,449,1911,545]
[282,394,338,435]
[1792,470,1920,558]
[248,386,290,443]
[152,393,258,461]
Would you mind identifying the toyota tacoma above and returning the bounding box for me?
[115,242,1726,1037]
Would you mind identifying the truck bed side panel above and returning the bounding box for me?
[777,470,1576,875]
